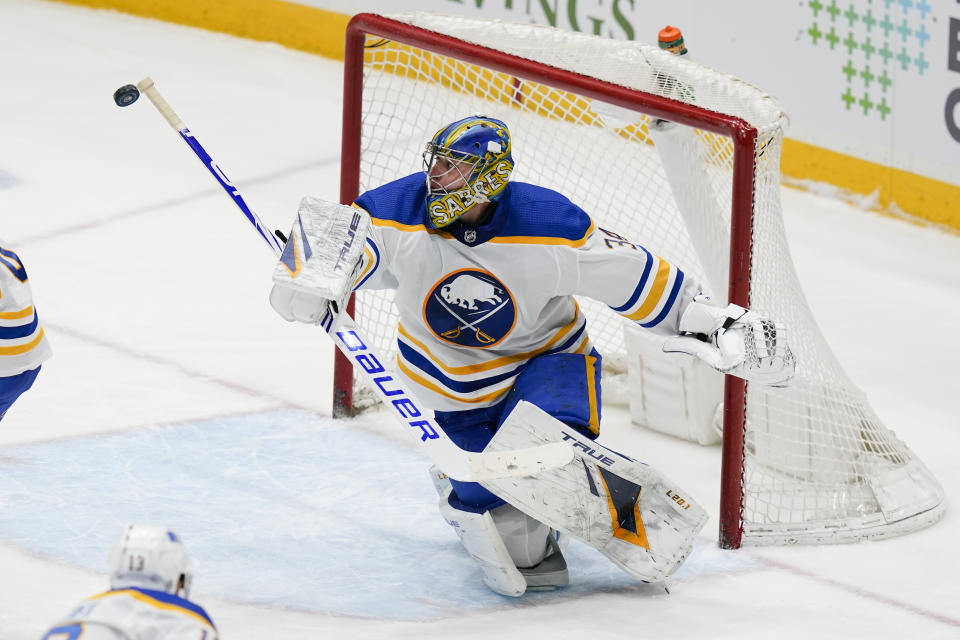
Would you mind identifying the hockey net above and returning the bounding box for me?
[338,13,944,547]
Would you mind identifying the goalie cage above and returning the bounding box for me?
[334,12,944,549]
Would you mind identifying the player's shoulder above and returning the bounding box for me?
[88,588,217,630]
[0,248,37,319]
[0,244,30,290]
[496,182,593,245]
[354,172,428,229]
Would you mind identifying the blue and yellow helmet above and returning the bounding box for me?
[423,116,514,228]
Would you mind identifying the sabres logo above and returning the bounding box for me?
[423,269,516,348]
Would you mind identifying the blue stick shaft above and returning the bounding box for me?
[177,129,285,256]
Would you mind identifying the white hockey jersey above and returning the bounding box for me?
[41,587,217,640]
[353,174,701,413]
[0,242,51,376]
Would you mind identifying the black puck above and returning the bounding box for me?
[113,84,140,107]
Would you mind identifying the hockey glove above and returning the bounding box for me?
[662,295,795,387]
[269,197,370,324]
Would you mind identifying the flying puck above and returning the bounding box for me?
[113,84,140,107]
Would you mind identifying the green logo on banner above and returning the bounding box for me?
[806,0,933,120]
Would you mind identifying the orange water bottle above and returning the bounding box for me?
[658,25,688,56]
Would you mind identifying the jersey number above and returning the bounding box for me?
[128,554,145,571]
[598,228,639,251]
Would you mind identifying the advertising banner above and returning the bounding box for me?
[60,0,957,224]
[302,0,960,223]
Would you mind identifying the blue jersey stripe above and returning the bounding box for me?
[398,342,520,393]
[0,246,27,282]
[398,322,587,394]
[610,245,654,313]
[541,322,588,356]
[0,312,38,339]
[355,237,380,289]
[640,270,685,328]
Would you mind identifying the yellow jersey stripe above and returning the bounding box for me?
[624,259,671,321]
[486,235,588,247]
[370,217,455,237]
[369,216,593,247]
[353,203,442,235]
[355,244,376,284]
[0,305,34,320]
[87,590,215,630]
[397,358,512,404]
[573,333,592,354]
[486,220,595,248]
[0,328,45,355]
[584,354,600,436]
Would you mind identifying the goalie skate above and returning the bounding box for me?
[481,401,707,582]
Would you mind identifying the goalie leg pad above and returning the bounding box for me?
[490,503,552,568]
[430,466,569,591]
[517,531,568,591]
[481,401,708,583]
[437,487,527,597]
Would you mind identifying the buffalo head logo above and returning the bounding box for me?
[423,270,516,348]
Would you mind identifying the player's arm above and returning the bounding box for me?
[0,244,52,418]
[573,226,795,386]
[570,225,698,335]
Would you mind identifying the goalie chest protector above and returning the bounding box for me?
[352,173,698,412]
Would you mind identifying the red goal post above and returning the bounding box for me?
[336,12,944,549]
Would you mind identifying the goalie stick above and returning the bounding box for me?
[126,77,574,482]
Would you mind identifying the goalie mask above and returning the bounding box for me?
[423,116,514,228]
[108,524,193,598]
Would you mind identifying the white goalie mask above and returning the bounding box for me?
[108,524,193,597]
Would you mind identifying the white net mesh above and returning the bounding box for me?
[346,13,944,544]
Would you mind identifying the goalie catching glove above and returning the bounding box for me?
[663,295,796,386]
[270,197,370,324]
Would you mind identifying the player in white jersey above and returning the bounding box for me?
[270,116,794,595]
[0,241,51,421]
[41,524,218,640]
